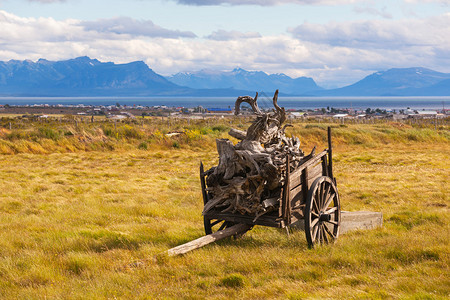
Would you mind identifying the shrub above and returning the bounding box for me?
[138,142,148,150]
[220,273,246,288]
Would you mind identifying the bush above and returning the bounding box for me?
[220,273,246,288]
[138,142,148,150]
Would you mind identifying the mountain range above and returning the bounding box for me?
[168,68,322,95]
[0,57,449,97]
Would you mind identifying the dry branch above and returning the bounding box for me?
[203,90,305,220]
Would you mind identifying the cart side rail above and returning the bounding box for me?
[281,149,330,225]
[288,149,328,190]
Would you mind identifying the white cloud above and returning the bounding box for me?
[21,0,450,6]
[27,0,66,2]
[353,5,392,19]
[206,30,261,40]
[171,0,357,5]
[80,17,196,38]
[289,14,450,50]
[0,10,449,88]
[404,0,449,5]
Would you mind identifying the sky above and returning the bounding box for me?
[0,0,449,88]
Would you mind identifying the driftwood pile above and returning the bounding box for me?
[203,90,310,221]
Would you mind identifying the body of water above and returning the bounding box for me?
[0,96,448,110]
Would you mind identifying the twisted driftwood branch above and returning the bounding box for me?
[204,90,305,218]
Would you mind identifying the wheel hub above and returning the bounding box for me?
[319,213,331,222]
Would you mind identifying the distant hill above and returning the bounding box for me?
[0,57,190,96]
[316,67,450,96]
[0,57,449,97]
[167,68,322,96]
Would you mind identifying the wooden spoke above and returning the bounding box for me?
[325,207,338,215]
[325,220,339,226]
[311,217,319,228]
[314,192,320,209]
[204,218,235,235]
[311,211,320,218]
[322,225,329,243]
[319,182,325,209]
[324,183,331,200]
[218,221,227,231]
[312,197,320,213]
[315,225,321,242]
[210,219,222,226]
[324,224,336,239]
[323,192,334,211]
[312,223,320,241]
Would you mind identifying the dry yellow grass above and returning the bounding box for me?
[0,119,448,299]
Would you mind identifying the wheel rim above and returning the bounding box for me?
[305,176,340,247]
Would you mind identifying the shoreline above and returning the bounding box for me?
[0,96,448,111]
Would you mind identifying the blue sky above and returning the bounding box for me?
[0,0,449,87]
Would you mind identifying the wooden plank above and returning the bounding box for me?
[289,211,383,234]
[289,204,305,224]
[164,223,252,256]
[289,161,323,193]
[340,211,383,234]
[290,151,327,189]
[289,183,303,204]
[307,163,323,187]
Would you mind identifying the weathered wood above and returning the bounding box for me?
[165,223,252,256]
[289,150,328,187]
[234,92,261,116]
[289,161,323,193]
[321,155,328,177]
[283,155,291,225]
[228,128,247,140]
[290,211,383,234]
[340,211,383,234]
[204,90,302,217]
[289,183,303,203]
[200,162,208,205]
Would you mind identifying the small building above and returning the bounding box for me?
[333,113,348,119]
[392,114,408,120]
[408,111,438,119]
[288,112,306,119]
[108,115,128,120]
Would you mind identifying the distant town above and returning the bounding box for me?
[0,103,448,121]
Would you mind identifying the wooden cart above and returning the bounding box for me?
[200,127,341,248]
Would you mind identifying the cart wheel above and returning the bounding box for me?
[204,217,235,235]
[304,176,340,248]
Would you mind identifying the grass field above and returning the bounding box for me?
[0,118,448,299]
